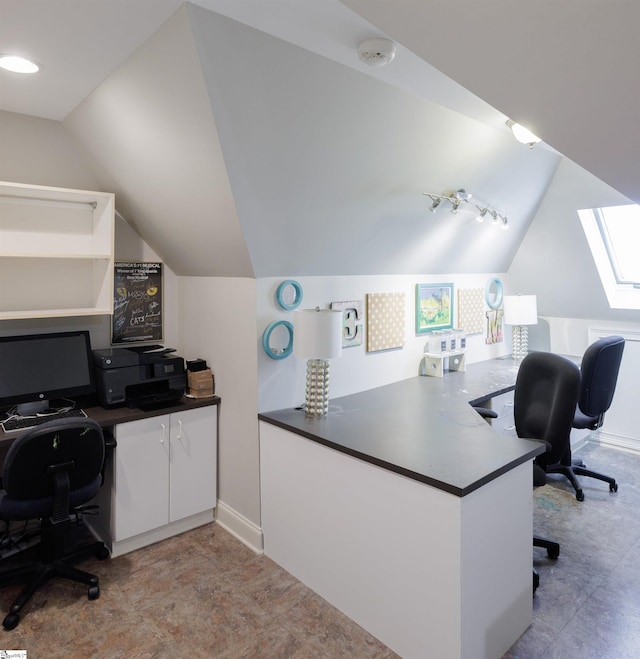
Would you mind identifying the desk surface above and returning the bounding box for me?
[0,395,220,448]
[259,358,544,496]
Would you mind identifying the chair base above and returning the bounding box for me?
[532,535,559,595]
[545,462,618,501]
[0,539,108,630]
[533,535,560,559]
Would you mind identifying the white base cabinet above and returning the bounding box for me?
[90,405,217,557]
[260,422,533,659]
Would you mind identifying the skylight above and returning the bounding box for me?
[595,204,640,284]
[579,204,640,310]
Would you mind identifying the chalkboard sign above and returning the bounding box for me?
[112,262,163,344]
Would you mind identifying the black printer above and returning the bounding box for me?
[93,346,186,409]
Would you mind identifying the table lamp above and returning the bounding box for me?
[503,295,538,362]
[294,308,343,417]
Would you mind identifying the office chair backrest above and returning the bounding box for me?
[2,417,105,500]
[577,335,625,420]
[514,352,581,464]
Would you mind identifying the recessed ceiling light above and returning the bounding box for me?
[0,55,40,74]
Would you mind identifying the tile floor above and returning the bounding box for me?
[506,442,640,659]
[0,442,638,658]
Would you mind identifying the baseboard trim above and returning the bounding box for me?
[590,430,640,454]
[92,509,215,558]
[215,500,263,554]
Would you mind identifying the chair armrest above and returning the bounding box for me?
[472,406,498,420]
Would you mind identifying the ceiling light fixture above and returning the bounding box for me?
[357,38,396,68]
[506,119,540,148]
[425,195,441,213]
[423,189,471,215]
[426,194,509,228]
[0,55,40,74]
[474,205,509,229]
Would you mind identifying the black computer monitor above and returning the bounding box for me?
[0,331,95,416]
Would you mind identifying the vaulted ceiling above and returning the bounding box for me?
[1,1,636,278]
[343,0,640,206]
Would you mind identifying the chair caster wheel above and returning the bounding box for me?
[88,585,100,600]
[576,489,585,501]
[3,613,19,630]
[610,483,618,493]
[96,545,110,560]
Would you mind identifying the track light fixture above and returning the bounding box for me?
[424,188,509,228]
[423,189,471,214]
[475,205,509,230]
[426,195,441,213]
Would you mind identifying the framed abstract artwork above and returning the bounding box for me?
[457,288,485,335]
[415,283,453,334]
[366,292,405,352]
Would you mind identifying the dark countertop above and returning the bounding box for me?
[0,395,220,448]
[259,358,544,497]
[83,395,220,428]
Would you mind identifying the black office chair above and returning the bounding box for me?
[0,417,109,630]
[539,336,624,501]
[514,352,581,592]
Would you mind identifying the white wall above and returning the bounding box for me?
[258,273,510,413]
[177,277,261,543]
[509,157,639,323]
[0,110,99,191]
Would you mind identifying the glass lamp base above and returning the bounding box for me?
[304,359,330,417]
[511,325,529,363]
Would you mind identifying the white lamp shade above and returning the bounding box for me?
[503,295,538,325]
[294,309,343,360]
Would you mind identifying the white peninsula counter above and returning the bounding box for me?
[258,359,543,659]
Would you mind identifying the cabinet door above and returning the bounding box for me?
[169,406,217,522]
[114,415,171,540]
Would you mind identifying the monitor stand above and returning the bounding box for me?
[15,400,50,417]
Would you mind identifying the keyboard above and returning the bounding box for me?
[1,408,87,433]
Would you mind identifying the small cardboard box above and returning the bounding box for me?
[188,368,212,382]
[187,369,214,395]
[189,385,214,398]
[189,378,214,391]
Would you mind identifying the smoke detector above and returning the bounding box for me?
[357,38,396,68]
